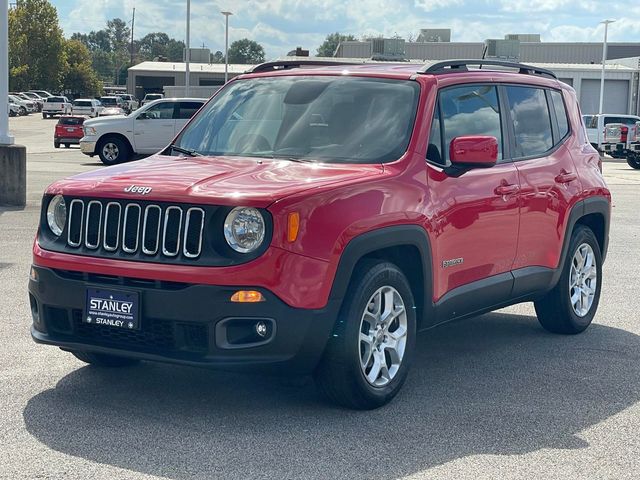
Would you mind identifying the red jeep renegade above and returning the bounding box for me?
[29,60,611,409]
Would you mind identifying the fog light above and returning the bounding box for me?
[230,290,265,303]
[255,321,268,337]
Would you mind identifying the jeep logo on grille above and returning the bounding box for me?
[124,185,152,195]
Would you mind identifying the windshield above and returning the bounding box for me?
[101,97,117,105]
[74,100,92,107]
[173,76,419,164]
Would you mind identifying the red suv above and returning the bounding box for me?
[29,60,610,409]
[54,116,86,148]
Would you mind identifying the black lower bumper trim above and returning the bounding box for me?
[29,266,341,374]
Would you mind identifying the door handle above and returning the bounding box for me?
[555,171,577,184]
[494,183,519,196]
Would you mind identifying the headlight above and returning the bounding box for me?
[223,207,265,253]
[83,126,97,136]
[46,195,66,236]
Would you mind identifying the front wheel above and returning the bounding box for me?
[71,351,140,367]
[627,155,640,169]
[534,225,602,334]
[19,106,26,116]
[314,261,416,409]
[42,113,48,119]
[98,136,130,165]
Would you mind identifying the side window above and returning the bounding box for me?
[550,90,569,139]
[426,105,443,165]
[505,86,553,158]
[176,101,203,119]
[143,102,174,119]
[440,85,503,162]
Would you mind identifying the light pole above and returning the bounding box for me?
[1,0,14,145]
[598,19,615,115]
[222,11,233,83]
[185,0,191,97]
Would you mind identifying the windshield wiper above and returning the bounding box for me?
[169,145,202,157]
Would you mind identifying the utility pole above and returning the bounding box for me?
[130,7,135,66]
[598,19,615,115]
[185,0,191,96]
[1,0,14,144]
[222,11,233,83]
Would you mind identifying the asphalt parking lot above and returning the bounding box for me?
[1,113,640,480]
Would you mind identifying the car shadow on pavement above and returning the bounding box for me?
[23,312,640,479]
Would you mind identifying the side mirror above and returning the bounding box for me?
[449,136,498,168]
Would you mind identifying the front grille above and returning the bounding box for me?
[65,199,205,260]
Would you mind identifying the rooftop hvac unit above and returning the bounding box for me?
[505,34,541,43]
[485,39,520,59]
[371,38,406,60]
[417,29,452,43]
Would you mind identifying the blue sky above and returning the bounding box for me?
[52,0,640,58]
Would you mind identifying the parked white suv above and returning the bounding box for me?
[42,96,72,118]
[141,93,163,106]
[80,98,205,165]
[72,98,102,117]
[120,94,139,112]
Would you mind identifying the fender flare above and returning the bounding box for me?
[550,196,610,287]
[327,225,434,321]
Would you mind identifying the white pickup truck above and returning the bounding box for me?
[80,98,205,165]
[583,113,640,155]
[42,96,72,118]
[626,121,640,169]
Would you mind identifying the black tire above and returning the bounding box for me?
[19,106,26,116]
[534,225,602,334]
[627,155,640,170]
[314,260,416,409]
[97,136,130,165]
[64,143,70,148]
[72,350,140,367]
[42,113,47,119]
[54,142,60,148]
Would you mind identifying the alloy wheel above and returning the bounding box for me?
[569,243,597,317]
[102,143,120,162]
[358,286,408,387]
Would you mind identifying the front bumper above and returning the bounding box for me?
[28,266,340,373]
[80,140,97,155]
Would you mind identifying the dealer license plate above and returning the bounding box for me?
[84,288,140,330]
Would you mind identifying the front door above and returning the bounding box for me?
[134,101,176,153]
[426,84,520,306]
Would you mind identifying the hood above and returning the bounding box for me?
[48,155,384,208]
[85,114,127,124]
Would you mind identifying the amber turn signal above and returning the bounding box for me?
[287,212,300,243]
[230,290,265,303]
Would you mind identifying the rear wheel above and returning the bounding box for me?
[42,113,47,119]
[534,225,602,334]
[314,261,416,409]
[64,143,70,148]
[98,136,130,165]
[54,141,60,148]
[71,351,140,367]
[627,155,640,169]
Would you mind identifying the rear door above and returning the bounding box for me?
[507,86,582,283]
[175,101,204,133]
[426,84,520,307]
[133,101,176,153]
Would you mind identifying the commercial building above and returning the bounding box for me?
[334,32,640,115]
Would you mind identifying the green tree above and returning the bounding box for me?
[316,32,356,57]
[210,50,224,63]
[227,39,265,64]
[62,39,102,97]
[106,18,131,84]
[166,39,186,62]
[8,0,66,91]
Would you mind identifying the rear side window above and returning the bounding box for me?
[550,90,569,139]
[439,85,503,163]
[58,117,84,125]
[176,101,203,119]
[505,86,553,158]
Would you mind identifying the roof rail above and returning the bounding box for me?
[247,59,365,74]
[419,59,557,79]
